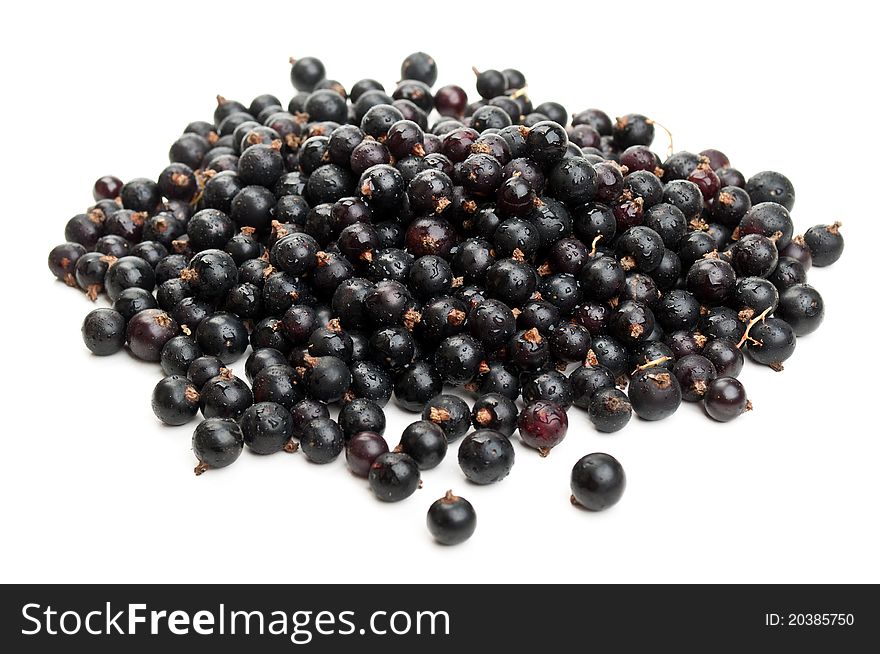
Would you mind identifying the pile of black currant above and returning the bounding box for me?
[49,53,844,545]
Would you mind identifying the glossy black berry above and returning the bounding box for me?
[472,361,520,401]
[522,371,573,408]
[160,335,202,376]
[300,417,345,464]
[152,375,200,426]
[702,338,744,378]
[739,202,794,249]
[199,369,253,420]
[195,311,248,363]
[394,361,443,412]
[427,491,476,546]
[526,121,569,168]
[290,56,325,92]
[120,178,160,213]
[548,156,597,205]
[237,402,293,456]
[486,257,537,306]
[570,364,616,409]
[628,368,682,420]
[400,52,438,86]
[745,170,795,211]
[104,256,155,301]
[687,258,736,304]
[435,334,485,385]
[672,354,717,402]
[733,277,779,322]
[458,429,515,484]
[349,361,393,406]
[245,348,289,384]
[745,317,796,370]
[192,418,244,475]
[369,452,421,502]
[114,287,158,321]
[570,453,626,511]
[776,284,824,336]
[306,355,351,403]
[588,388,632,433]
[803,223,844,267]
[549,322,592,362]
[609,300,655,346]
[398,420,448,470]
[81,308,126,356]
[339,397,386,440]
[422,394,471,442]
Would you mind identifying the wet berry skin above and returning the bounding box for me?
[399,420,448,470]
[702,338,744,378]
[240,402,294,454]
[346,431,389,478]
[339,397,386,439]
[126,309,179,362]
[104,255,155,301]
[522,371,573,408]
[803,223,844,267]
[369,452,421,502]
[458,429,515,484]
[628,368,682,420]
[394,361,443,412]
[776,284,824,336]
[570,453,626,511]
[152,375,200,426]
[427,491,477,545]
[703,377,751,422]
[307,356,352,404]
[686,258,736,304]
[195,311,249,363]
[199,370,253,419]
[673,354,717,402]
[470,393,518,436]
[570,364,616,409]
[745,170,795,211]
[588,388,632,433]
[518,400,568,456]
[114,287,158,322]
[300,417,345,463]
[746,318,796,370]
[422,394,471,442]
[192,418,244,475]
[82,308,126,356]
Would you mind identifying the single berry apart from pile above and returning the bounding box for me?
[570,453,626,511]
[427,491,477,546]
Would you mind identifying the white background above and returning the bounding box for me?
[1,0,878,584]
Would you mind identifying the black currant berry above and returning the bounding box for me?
[458,429,515,484]
[369,452,421,502]
[192,418,244,475]
[81,308,126,356]
[427,491,476,546]
[570,453,626,511]
[398,420,448,470]
[703,377,752,422]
